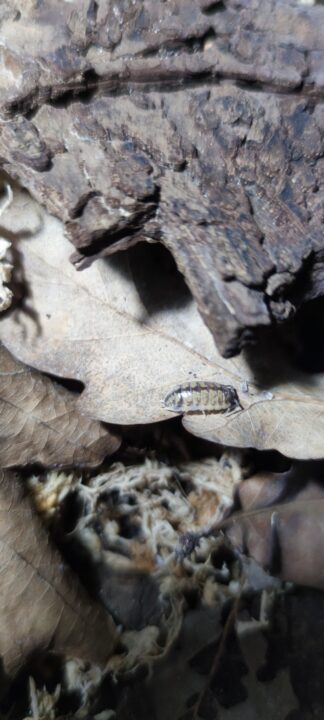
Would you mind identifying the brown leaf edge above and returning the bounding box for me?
[178,470,324,590]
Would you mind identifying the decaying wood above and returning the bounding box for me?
[3,187,324,458]
[0,0,323,355]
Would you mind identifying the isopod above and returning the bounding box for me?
[163,381,241,415]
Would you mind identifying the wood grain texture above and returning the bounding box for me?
[0,0,323,355]
[2,196,324,459]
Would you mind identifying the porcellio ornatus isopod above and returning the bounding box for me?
[163,381,242,415]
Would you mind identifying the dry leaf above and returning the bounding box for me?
[225,469,324,589]
[2,188,324,458]
[0,469,116,676]
[0,345,120,468]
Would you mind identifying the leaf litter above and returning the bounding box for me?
[24,454,289,720]
[0,469,117,677]
[0,1,323,716]
[0,177,323,718]
[0,345,120,468]
[224,467,324,590]
[21,453,318,720]
[1,184,324,458]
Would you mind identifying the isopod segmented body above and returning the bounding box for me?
[163,381,241,415]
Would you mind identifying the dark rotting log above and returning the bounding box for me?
[0,0,324,355]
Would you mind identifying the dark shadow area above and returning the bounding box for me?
[47,68,101,110]
[241,324,317,391]
[42,371,85,395]
[59,490,87,534]
[201,1,226,14]
[242,289,324,391]
[126,241,192,316]
[110,415,224,465]
[248,448,291,474]
[98,417,294,474]
[0,668,31,720]
[96,240,192,325]
[4,237,42,335]
[190,625,248,707]
[0,651,89,720]
[258,588,324,716]
[0,175,43,333]
[284,296,324,373]
[50,518,102,604]
[0,659,11,709]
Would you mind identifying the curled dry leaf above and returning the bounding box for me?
[2,188,324,458]
[225,469,324,590]
[0,345,120,468]
[0,469,116,676]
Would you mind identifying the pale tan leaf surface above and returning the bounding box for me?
[0,469,117,676]
[1,188,324,458]
[0,345,120,468]
[225,470,324,590]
